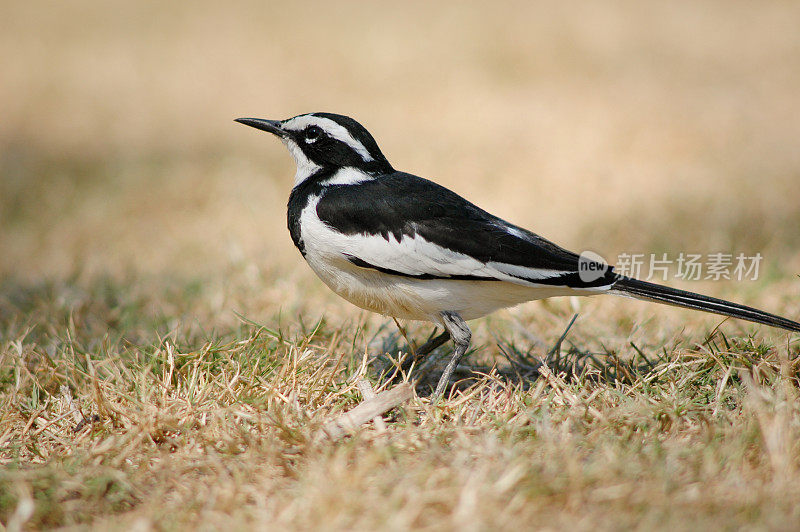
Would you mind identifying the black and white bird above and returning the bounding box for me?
[236,112,800,398]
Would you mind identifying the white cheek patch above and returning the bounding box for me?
[284,138,322,185]
[283,115,374,162]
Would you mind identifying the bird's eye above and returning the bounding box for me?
[304,126,322,143]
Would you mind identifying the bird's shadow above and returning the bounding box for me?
[368,315,663,396]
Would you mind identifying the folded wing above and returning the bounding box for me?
[315,172,618,289]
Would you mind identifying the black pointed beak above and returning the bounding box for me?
[235,118,287,137]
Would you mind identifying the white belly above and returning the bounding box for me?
[302,251,577,322]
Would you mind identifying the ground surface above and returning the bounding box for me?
[2,1,800,530]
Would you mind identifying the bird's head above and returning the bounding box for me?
[236,113,392,184]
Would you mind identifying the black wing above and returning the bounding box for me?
[315,172,617,288]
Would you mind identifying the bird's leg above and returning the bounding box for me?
[416,329,452,357]
[433,311,471,400]
[400,329,451,374]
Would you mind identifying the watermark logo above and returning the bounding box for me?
[578,250,610,283]
[615,252,762,281]
[577,251,763,282]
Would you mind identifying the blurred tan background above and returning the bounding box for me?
[3,0,799,292]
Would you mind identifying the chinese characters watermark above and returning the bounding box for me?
[612,252,763,281]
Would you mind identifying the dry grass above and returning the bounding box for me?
[2,1,800,530]
[3,277,800,530]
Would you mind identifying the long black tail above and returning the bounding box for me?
[612,277,800,333]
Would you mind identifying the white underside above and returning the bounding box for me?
[304,254,587,322]
[298,192,608,323]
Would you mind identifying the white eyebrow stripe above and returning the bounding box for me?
[282,115,374,162]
